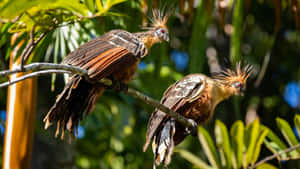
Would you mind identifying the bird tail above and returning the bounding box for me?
[151,118,176,169]
[43,75,104,139]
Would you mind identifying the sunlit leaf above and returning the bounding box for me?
[251,126,269,165]
[294,114,300,138]
[176,149,214,169]
[0,0,54,19]
[230,120,244,169]
[215,120,232,169]
[84,0,96,13]
[96,0,104,12]
[256,163,278,169]
[104,0,126,9]
[276,118,300,154]
[244,119,260,168]
[198,126,221,169]
[264,127,290,160]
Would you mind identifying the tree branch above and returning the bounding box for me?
[125,88,195,128]
[0,62,196,129]
[0,62,87,77]
[18,27,53,70]
[0,70,71,88]
[250,143,300,169]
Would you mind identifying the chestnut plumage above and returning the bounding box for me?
[144,63,252,168]
[44,10,170,138]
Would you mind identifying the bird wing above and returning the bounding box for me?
[62,30,147,80]
[143,74,207,151]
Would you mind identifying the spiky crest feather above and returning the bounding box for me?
[142,8,171,31]
[213,62,252,85]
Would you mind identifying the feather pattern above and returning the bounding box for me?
[145,64,252,168]
[45,9,170,138]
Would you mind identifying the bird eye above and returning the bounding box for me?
[233,82,243,88]
[160,29,165,33]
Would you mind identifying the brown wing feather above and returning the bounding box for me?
[83,47,137,79]
[144,74,207,151]
[62,30,145,81]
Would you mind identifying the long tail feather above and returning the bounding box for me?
[43,75,104,138]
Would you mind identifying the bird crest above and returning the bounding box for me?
[144,8,172,31]
[214,62,253,85]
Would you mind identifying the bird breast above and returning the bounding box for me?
[181,84,214,124]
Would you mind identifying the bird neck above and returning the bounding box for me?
[134,31,162,50]
[213,81,237,103]
[218,83,237,100]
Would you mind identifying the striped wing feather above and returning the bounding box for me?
[62,30,142,80]
[144,74,206,151]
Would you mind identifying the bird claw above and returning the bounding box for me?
[187,119,198,137]
[109,79,128,92]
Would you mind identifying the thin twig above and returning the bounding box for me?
[0,62,87,77]
[20,26,36,69]
[18,27,53,70]
[254,52,270,88]
[250,143,300,169]
[0,70,71,88]
[124,88,195,128]
[0,62,196,129]
[0,117,5,128]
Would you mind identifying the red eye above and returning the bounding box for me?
[238,83,242,87]
[160,29,165,33]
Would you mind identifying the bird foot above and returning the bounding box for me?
[186,119,198,137]
[109,79,128,92]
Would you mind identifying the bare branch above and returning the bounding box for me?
[0,70,71,88]
[0,62,196,129]
[18,27,53,70]
[254,52,270,88]
[250,143,300,169]
[124,88,195,128]
[0,62,87,77]
[20,25,36,69]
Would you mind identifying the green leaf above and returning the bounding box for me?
[188,0,214,73]
[256,163,278,169]
[176,149,214,169]
[53,0,89,16]
[84,0,95,13]
[294,114,300,139]
[95,0,104,12]
[251,126,269,165]
[230,120,244,169]
[0,0,55,19]
[230,0,243,64]
[215,120,232,169]
[264,127,290,160]
[244,119,260,168]
[276,118,300,154]
[198,126,221,169]
[104,0,126,9]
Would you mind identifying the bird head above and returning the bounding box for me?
[214,63,252,96]
[134,8,171,52]
[150,9,170,42]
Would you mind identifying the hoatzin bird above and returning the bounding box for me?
[144,63,252,168]
[43,10,170,138]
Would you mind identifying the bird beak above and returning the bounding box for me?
[239,87,245,96]
[164,34,169,42]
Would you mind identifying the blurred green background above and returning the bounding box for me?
[0,0,300,168]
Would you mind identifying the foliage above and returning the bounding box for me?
[0,0,300,169]
[177,119,269,169]
[178,116,300,169]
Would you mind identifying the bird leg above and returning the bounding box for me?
[107,78,128,92]
[186,119,198,137]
